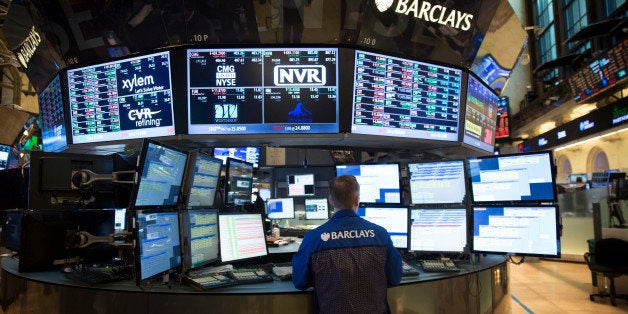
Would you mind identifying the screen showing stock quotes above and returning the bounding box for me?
[187,48,339,134]
[351,50,462,141]
[67,51,175,144]
[38,75,68,152]
[463,75,498,152]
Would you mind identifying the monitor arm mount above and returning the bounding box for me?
[66,229,134,249]
[71,169,136,189]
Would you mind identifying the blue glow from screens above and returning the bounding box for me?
[137,211,181,280]
[226,159,254,205]
[267,198,295,219]
[305,198,329,220]
[134,142,187,207]
[0,145,10,171]
[68,51,175,144]
[472,206,560,257]
[214,147,259,168]
[39,75,68,152]
[408,160,466,204]
[188,155,222,208]
[467,152,555,203]
[218,214,267,263]
[336,164,401,204]
[463,75,498,152]
[185,209,219,268]
[357,205,408,248]
[410,208,467,252]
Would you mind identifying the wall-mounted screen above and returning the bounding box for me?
[287,174,315,196]
[187,48,339,135]
[218,213,268,263]
[357,205,408,249]
[267,198,295,219]
[134,210,181,284]
[351,50,462,141]
[495,96,510,139]
[39,74,68,152]
[181,209,219,270]
[467,151,556,204]
[463,74,498,152]
[225,158,254,206]
[335,163,401,204]
[472,205,560,258]
[408,160,466,204]
[130,139,189,209]
[0,145,10,171]
[305,198,329,220]
[67,51,175,144]
[213,146,260,168]
[186,153,222,208]
[409,208,467,253]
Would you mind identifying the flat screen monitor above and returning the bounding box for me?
[181,209,219,270]
[186,153,222,208]
[351,50,462,141]
[335,163,401,204]
[187,48,339,135]
[225,158,254,205]
[267,198,295,219]
[569,173,587,184]
[218,213,268,263]
[357,205,408,249]
[104,208,126,232]
[213,147,260,168]
[463,74,499,153]
[467,151,557,204]
[134,210,181,284]
[0,145,11,170]
[472,205,561,258]
[130,139,189,209]
[408,160,466,204]
[287,173,315,196]
[67,51,175,144]
[409,208,467,253]
[305,198,329,220]
[38,74,68,152]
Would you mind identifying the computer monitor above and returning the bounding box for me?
[472,205,561,258]
[569,173,587,184]
[467,151,557,204]
[462,74,499,153]
[104,208,127,232]
[134,210,181,284]
[214,147,260,168]
[287,173,315,197]
[185,153,222,208]
[224,158,254,206]
[267,198,295,219]
[218,213,268,263]
[305,198,329,220]
[407,160,466,204]
[357,205,408,249]
[0,145,11,170]
[181,209,219,270]
[38,74,68,152]
[335,163,401,204]
[2,209,22,252]
[409,208,467,253]
[130,139,189,209]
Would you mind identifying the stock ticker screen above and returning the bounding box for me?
[187,48,339,134]
[351,50,462,141]
[67,51,175,144]
[463,75,498,152]
[38,75,68,152]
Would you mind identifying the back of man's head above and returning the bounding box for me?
[328,175,360,211]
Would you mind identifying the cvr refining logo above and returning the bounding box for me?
[374,0,475,31]
[128,108,162,127]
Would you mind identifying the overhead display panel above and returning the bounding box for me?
[463,74,498,152]
[38,74,68,152]
[351,50,462,141]
[67,51,175,144]
[187,48,339,135]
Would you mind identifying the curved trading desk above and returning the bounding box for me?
[0,255,509,313]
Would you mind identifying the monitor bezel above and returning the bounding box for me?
[407,159,467,206]
[408,207,469,254]
[356,203,409,249]
[466,150,558,205]
[286,173,316,197]
[182,152,223,209]
[129,138,190,210]
[180,208,220,272]
[304,198,330,220]
[217,212,269,263]
[460,71,500,153]
[334,162,403,205]
[224,157,255,206]
[470,204,561,258]
[266,197,296,219]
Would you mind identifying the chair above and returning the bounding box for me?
[584,238,628,306]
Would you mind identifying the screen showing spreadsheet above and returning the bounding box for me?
[409,208,467,252]
[183,209,219,269]
[357,205,408,248]
[408,160,466,204]
[218,213,267,263]
[136,211,181,281]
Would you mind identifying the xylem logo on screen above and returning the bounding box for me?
[375,0,475,31]
[128,108,162,127]
[274,65,326,86]
[122,74,155,93]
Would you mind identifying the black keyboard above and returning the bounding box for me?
[66,266,131,284]
[420,259,460,272]
[229,268,273,284]
[279,228,310,238]
[401,261,420,277]
[185,273,237,290]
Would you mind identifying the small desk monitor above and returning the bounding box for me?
[218,213,268,263]
[357,205,408,249]
[409,208,467,253]
[287,174,315,196]
[181,209,219,270]
[186,153,222,208]
[335,163,401,204]
[134,210,181,284]
[407,160,466,205]
[224,158,254,206]
[305,198,329,220]
[267,198,295,219]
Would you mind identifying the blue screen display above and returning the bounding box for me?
[335,164,401,204]
[134,142,188,207]
[39,75,68,152]
[137,211,181,280]
[214,147,259,168]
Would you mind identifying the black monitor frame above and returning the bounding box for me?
[180,208,220,272]
[407,159,467,206]
[224,157,254,206]
[181,152,222,209]
[334,162,402,205]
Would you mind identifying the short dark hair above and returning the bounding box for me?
[329,175,359,210]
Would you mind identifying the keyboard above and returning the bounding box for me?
[66,266,131,284]
[229,268,273,284]
[185,272,237,290]
[419,259,461,272]
[401,261,420,277]
[279,228,310,238]
[272,266,293,281]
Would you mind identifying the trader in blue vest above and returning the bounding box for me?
[292,175,403,313]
